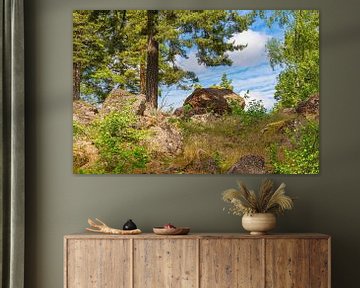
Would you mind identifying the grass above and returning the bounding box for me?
[73,103,318,174]
[169,112,296,173]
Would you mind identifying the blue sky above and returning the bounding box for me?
[160,14,284,110]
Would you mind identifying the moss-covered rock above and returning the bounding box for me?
[100,88,146,117]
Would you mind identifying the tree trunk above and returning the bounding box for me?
[73,62,81,100]
[140,61,146,95]
[145,10,159,109]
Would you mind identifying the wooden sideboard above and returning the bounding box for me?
[64,233,330,288]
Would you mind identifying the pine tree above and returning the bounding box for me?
[73,10,253,107]
[146,10,159,108]
[142,10,251,108]
[73,10,106,100]
[219,73,234,90]
[73,10,143,101]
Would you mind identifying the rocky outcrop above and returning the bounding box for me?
[261,118,302,134]
[142,118,183,156]
[73,100,98,125]
[73,140,99,170]
[179,88,245,116]
[227,155,266,174]
[100,88,147,116]
[296,93,319,119]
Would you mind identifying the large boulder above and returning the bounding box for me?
[100,88,146,116]
[181,88,245,116]
[73,100,98,125]
[296,93,319,119]
[223,91,246,110]
[227,155,266,174]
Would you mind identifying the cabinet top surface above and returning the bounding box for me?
[64,232,330,240]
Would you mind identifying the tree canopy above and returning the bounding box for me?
[73,10,253,106]
[262,10,319,108]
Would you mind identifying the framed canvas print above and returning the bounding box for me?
[72,10,319,175]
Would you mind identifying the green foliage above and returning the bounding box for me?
[73,11,105,67]
[229,94,268,126]
[73,10,109,100]
[193,83,203,89]
[73,10,253,102]
[73,121,86,139]
[171,10,252,66]
[211,151,226,170]
[183,103,193,115]
[73,103,319,174]
[264,10,319,108]
[74,10,148,100]
[92,109,149,173]
[245,99,267,121]
[211,73,234,90]
[219,73,234,90]
[270,121,319,174]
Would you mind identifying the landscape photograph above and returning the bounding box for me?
[73,10,320,174]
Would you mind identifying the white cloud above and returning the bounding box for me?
[175,52,207,73]
[175,29,270,72]
[165,30,278,109]
[228,30,270,67]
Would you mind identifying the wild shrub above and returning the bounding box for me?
[229,98,268,126]
[73,121,86,139]
[270,120,319,174]
[183,103,193,115]
[93,108,149,174]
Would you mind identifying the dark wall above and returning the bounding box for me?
[24,0,360,287]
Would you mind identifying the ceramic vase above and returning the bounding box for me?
[242,213,276,235]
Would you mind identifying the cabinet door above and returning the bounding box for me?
[66,239,131,288]
[309,239,330,288]
[266,239,310,288]
[200,239,264,288]
[134,239,198,288]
